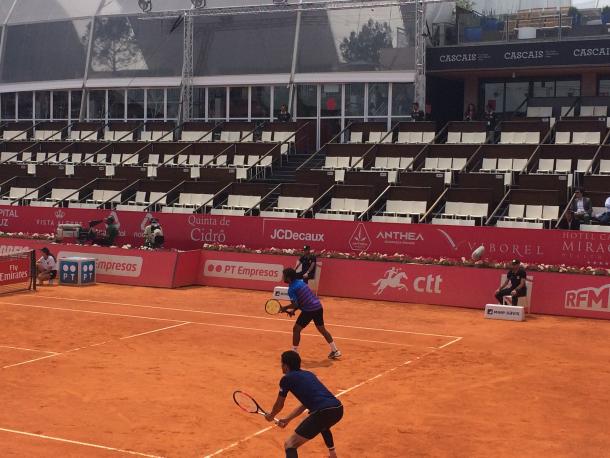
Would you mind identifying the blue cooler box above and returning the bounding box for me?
[58,257,96,286]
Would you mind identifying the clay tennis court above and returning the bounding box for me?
[0,284,608,458]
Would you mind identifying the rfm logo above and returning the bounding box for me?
[565,284,610,312]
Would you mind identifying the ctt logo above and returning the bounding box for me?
[349,223,371,251]
[565,284,610,312]
[372,267,442,296]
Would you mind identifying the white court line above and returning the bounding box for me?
[203,338,463,457]
[0,345,57,354]
[3,354,59,369]
[120,322,190,340]
[437,336,463,349]
[30,295,461,340]
[0,426,164,457]
[0,302,426,349]
[1,319,191,370]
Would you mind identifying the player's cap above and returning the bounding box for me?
[303,245,310,251]
[511,259,520,265]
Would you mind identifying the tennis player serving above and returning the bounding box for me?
[265,351,343,458]
[281,268,341,359]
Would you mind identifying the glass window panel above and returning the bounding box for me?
[600,79,610,97]
[194,12,296,76]
[298,5,415,73]
[505,82,529,113]
[147,89,164,119]
[8,0,99,23]
[1,93,16,120]
[127,89,144,119]
[321,84,341,117]
[0,1,13,23]
[2,19,90,83]
[251,86,271,118]
[483,82,504,113]
[208,87,226,119]
[89,16,183,78]
[533,81,555,98]
[273,86,290,118]
[193,88,206,119]
[297,85,317,118]
[167,88,180,120]
[88,90,106,120]
[229,87,249,119]
[368,83,388,118]
[35,91,51,120]
[53,91,69,120]
[71,91,82,119]
[18,92,33,120]
[108,90,125,119]
[345,83,364,117]
[556,80,580,97]
[391,83,414,117]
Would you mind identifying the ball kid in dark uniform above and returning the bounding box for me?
[265,351,343,458]
[295,245,316,284]
[495,259,527,306]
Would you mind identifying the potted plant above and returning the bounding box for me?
[602,6,610,25]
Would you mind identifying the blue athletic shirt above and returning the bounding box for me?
[279,369,341,412]
[287,279,322,312]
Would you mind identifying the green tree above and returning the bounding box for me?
[339,19,393,65]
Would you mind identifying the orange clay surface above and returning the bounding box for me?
[0,284,609,458]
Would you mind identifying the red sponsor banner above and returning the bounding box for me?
[2,205,609,268]
[0,255,31,286]
[0,238,182,288]
[529,272,610,320]
[197,250,610,321]
[198,251,289,292]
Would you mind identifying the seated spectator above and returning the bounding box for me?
[277,104,291,122]
[558,210,580,230]
[36,247,57,286]
[410,102,425,121]
[596,196,610,225]
[464,103,477,121]
[144,218,165,249]
[570,189,592,223]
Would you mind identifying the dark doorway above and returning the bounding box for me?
[427,76,464,128]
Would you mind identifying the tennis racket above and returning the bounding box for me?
[265,299,295,316]
[233,390,279,424]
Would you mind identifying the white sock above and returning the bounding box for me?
[292,346,299,353]
[329,342,337,352]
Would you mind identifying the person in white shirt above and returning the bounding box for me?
[36,247,57,285]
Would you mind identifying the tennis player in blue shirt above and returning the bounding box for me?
[266,350,343,458]
[280,268,341,359]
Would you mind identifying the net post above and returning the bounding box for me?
[30,249,36,291]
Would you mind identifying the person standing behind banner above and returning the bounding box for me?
[144,218,165,249]
[295,245,316,284]
[36,247,57,286]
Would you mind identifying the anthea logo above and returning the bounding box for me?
[349,223,371,251]
[565,284,610,312]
